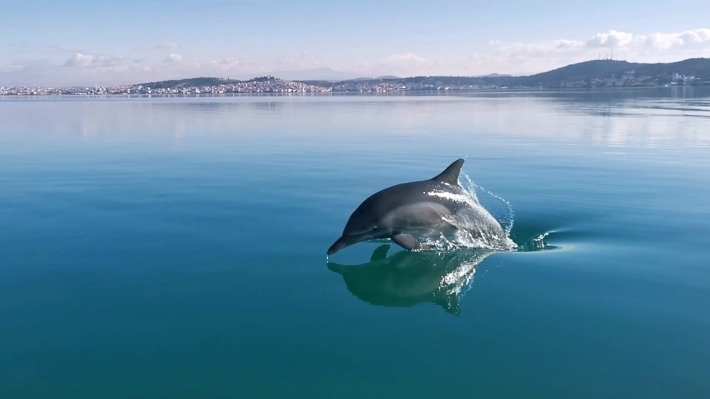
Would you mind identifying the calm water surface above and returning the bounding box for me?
[1,89,709,398]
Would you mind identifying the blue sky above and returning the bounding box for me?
[1,0,709,86]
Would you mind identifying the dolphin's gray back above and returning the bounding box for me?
[352,180,473,232]
[350,158,469,221]
[366,180,470,212]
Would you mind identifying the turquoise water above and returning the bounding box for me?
[1,89,709,398]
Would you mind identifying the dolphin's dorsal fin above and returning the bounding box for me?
[431,158,465,186]
[370,244,390,262]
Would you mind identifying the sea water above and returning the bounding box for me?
[1,88,709,398]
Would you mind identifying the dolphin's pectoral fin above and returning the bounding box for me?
[391,233,422,251]
[370,244,390,262]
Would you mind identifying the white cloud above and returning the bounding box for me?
[490,39,583,57]
[480,28,710,74]
[586,30,635,48]
[165,53,183,63]
[62,52,123,68]
[214,57,240,67]
[2,28,709,86]
[205,57,244,71]
[583,29,710,52]
[491,28,710,56]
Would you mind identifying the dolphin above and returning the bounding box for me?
[327,158,508,255]
[327,244,494,315]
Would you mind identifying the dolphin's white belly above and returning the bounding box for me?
[387,200,506,244]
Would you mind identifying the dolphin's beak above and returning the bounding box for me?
[327,236,351,256]
[326,262,346,274]
[327,234,366,256]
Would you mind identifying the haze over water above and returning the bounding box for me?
[1,88,710,398]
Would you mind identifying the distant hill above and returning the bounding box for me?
[136,57,710,90]
[515,58,710,86]
[477,73,512,77]
[296,76,403,87]
[138,77,240,89]
[138,75,285,89]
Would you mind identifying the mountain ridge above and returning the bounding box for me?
[136,57,710,90]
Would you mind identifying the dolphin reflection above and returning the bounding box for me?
[327,244,495,315]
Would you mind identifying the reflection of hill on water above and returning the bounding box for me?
[327,245,495,315]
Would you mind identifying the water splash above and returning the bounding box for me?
[515,231,556,252]
[437,250,490,298]
[417,173,518,253]
[461,172,515,235]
